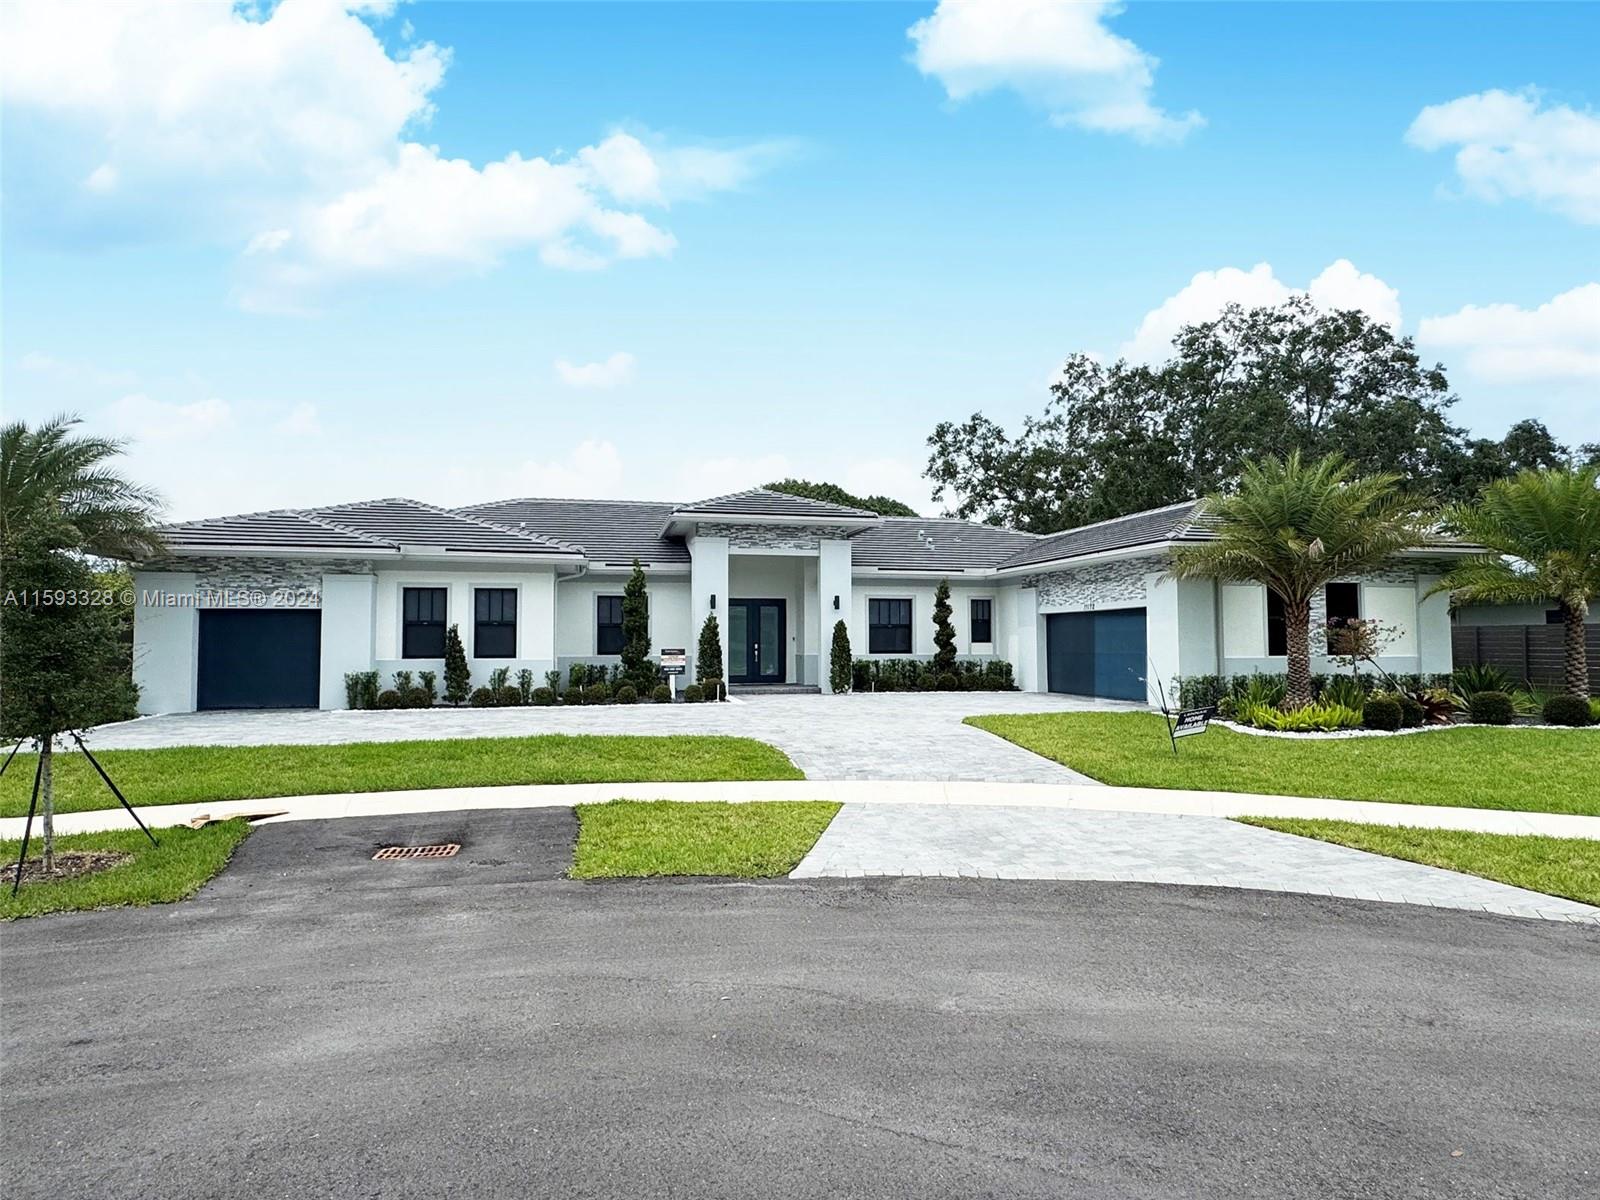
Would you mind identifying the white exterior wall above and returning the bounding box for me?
[553,570,692,680]
[688,535,730,683]
[1144,574,1218,707]
[319,573,375,710]
[850,579,1009,658]
[817,538,853,691]
[1216,572,1447,678]
[372,564,560,691]
[131,570,198,714]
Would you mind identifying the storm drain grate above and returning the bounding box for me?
[372,843,461,861]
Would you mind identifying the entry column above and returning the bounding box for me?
[688,533,730,684]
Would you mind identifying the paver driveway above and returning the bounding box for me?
[791,804,1600,922]
[84,692,1134,782]
[4,811,1597,1200]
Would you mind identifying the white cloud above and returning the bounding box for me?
[1418,283,1600,385]
[277,402,323,437]
[840,457,933,515]
[2,3,782,304]
[678,454,793,501]
[19,351,136,387]
[1,0,446,204]
[106,393,232,441]
[1406,88,1600,224]
[907,0,1201,143]
[1120,259,1402,362]
[555,352,637,390]
[496,439,628,500]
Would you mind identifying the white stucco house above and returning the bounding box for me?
[129,487,1470,713]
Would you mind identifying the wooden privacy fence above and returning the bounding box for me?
[1451,624,1600,691]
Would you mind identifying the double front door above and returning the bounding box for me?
[728,599,785,684]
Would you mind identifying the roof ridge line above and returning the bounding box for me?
[391,497,586,554]
[292,509,398,549]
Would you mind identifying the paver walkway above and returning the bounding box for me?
[83,693,1134,783]
[790,804,1600,924]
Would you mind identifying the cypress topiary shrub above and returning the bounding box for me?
[683,683,704,703]
[931,579,956,674]
[1468,690,1514,725]
[468,687,494,708]
[829,619,852,694]
[696,614,724,695]
[615,684,638,704]
[443,625,471,705]
[619,559,658,693]
[532,687,555,706]
[1362,695,1402,731]
[1543,694,1594,727]
[651,684,672,703]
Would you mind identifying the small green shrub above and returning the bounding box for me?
[1362,695,1402,731]
[615,684,638,705]
[376,689,403,710]
[1320,675,1369,711]
[494,685,519,707]
[1452,662,1512,696]
[1468,690,1514,725]
[468,687,494,708]
[516,669,535,705]
[704,679,727,702]
[562,687,584,706]
[937,672,959,692]
[403,687,431,709]
[652,685,672,703]
[1543,694,1594,727]
[683,683,705,703]
[1398,695,1425,728]
[393,670,415,693]
[443,625,471,705]
[532,686,555,706]
[418,670,438,704]
[1591,699,1600,724]
[568,663,590,690]
[584,683,610,705]
[544,670,562,693]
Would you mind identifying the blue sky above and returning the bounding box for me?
[4,1,1596,519]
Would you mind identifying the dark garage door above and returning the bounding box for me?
[197,610,321,710]
[1046,609,1147,702]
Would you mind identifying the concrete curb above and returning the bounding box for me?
[6,778,1599,841]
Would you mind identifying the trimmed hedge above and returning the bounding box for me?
[1543,694,1594,727]
[651,685,671,704]
[615,684,638,705]
[1362,695,1402,731]
[1178,672,1452,711]
[851,658,1015,693]
[1468,690,1514,725]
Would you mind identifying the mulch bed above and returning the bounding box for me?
[6,849,133,887]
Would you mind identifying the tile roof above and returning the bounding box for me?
[672,487,880,521]
[159,498,580,557]
[458,497,691,565]
[995,501,1208,571]
[852,518,1039,571]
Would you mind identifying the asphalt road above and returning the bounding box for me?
[3,810,1596,1200]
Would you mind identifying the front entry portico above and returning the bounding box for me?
[728,598,786,684]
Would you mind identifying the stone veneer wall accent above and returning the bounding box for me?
[1304,565,1426,653]
[698,523,854,551]
[145,557,375,607]
[1025,557,1153,610]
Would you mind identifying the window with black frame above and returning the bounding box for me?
[402,587,447,658]
[1324,582,1360,654]
[1266,588,1288,657]
[596,595,625,655]
[868,598,913,654]
[970,597,993,644]
[474,588,517,658]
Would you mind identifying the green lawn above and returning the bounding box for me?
[571,799,840,878]
[1240,817,1600,907]
[0,821,251,919]
[0,735,803,818]
[966,712,1600,816]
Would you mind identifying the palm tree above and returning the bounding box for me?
[1,414,165,560]
[1169,452,1434,710]
[1435,466,1600,699]
[1,415,164,875]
